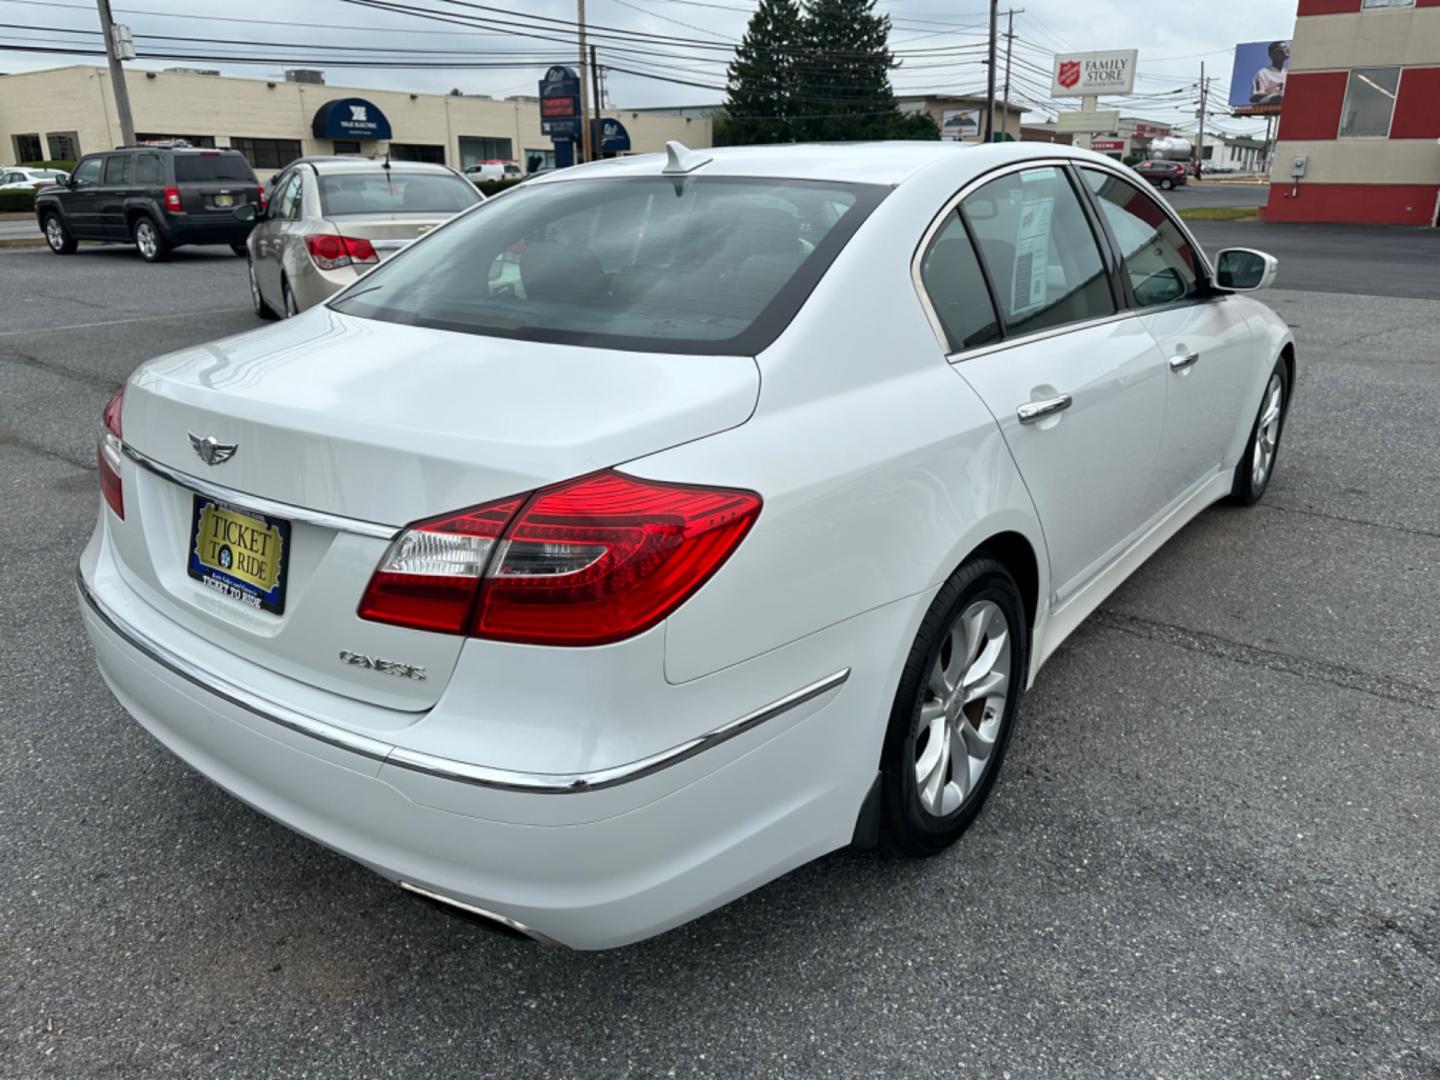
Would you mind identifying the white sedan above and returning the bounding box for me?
[78,141,1292,948]
[0,166,69,190]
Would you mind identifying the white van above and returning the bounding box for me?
[463,160,523,181]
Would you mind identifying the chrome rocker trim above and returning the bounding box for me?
[77,568,850,794]
[120,442,400,541]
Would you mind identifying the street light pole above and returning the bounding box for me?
[1000,8,1023,141]
[984,0,998,142]
[95,0,136,146]
[1196,60,1208,180]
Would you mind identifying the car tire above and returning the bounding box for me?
[1228,358,1289,506]
[1160,178,1175,190]
[133,216,171,263]
[231,242,249,256]
[249,258,278,321]
[43,213,77,255]
[281,278,299,318]
[880,555,1027,858]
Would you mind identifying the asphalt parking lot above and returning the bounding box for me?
[2,231,1438,1078]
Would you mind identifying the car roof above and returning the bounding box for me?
[304,158,457,176]
[526,140,1128,188]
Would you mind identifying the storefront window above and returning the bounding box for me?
[1361,0,1413,9]
[389,143,446,165]
[459,136,514,169]
[524,148,556,173]
[11,133,43,163]
[46,132,79,161]
[229,137,303,170]
[333,140,361,155]
[1338,67,1401,137]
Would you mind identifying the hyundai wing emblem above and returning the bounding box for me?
[188,432,238,466]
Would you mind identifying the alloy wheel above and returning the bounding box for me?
[914,599,1012,817]
[1251,372,1283,488]
[136,221,157,260]
[248,262,263,313]
[283,284,298,317]
[45,217,65,251]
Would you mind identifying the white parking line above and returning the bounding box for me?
[0,306,252,339]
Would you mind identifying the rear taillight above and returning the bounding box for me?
[97,386,125,519]
[358,472,761,645]
[257,186,268,212]
[304,234,378,271]
[162,185,182,212]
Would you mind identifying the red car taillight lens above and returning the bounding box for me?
[163,186,182,212]
[358,472,762,645]
[97,386,125,519]
[305,234,378,271]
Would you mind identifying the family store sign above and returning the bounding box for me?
[1050,50,1139,97]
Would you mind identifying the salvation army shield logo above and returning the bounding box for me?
[1058,60,1081,89]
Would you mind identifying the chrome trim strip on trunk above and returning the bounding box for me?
[77,567,849,794]
[119,442,400,540]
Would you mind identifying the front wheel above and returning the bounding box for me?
[44,213,77,254]
[133,216,171,262]
[880,556,1027,857]
[1229,360,1289,505]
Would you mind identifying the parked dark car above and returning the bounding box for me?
[1133,160,1189,191]
[35,146,265,262]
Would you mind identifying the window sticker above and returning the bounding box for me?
[1011,195,1054,319]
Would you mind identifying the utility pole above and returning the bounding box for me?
[576,0,591,163]
[589,44,602,159]
[1195,61,1208,181]
[95,0,136,146]
[999,8,1024,141]
[984,0,998,141]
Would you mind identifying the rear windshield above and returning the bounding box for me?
[329,175,886,355]
[173,153,256,182]
[318,171,480,216]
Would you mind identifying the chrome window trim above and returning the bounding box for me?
[120,441,400,540]
[910,155,1216,361]
[77,567,849,794]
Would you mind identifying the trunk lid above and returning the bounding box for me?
[111,308,759,710]
[324,212,461,260]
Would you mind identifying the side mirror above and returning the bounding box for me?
[232,203,258,223]
[1215,248,1277,292]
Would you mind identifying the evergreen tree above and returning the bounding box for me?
[720,0,805,145]
[798,0,920,141]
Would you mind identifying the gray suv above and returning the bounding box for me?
[35,145,263,262]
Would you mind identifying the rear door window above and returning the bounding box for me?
[1081,169,1204,308]
[330,176,887,355]
[961,166,1115,337]
[102,155,130,186]
[918,212,1001,352]
[173,153,255,182]
[133,154,162,185]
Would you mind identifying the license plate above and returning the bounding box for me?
[187,496,290,615]
[213,193,234,208]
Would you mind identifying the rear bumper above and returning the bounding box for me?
[78,523,909,948]
[157,215,254,247]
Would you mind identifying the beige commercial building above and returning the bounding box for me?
[0,65,712,173]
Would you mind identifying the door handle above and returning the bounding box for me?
[1017,394,1073,424]
[1169,351,1200,372]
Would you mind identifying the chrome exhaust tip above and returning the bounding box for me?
[399,881,557,946]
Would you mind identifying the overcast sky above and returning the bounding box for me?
[0,0,1298,135]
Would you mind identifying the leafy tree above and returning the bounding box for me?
[721,0,805,144]
[719,0,938,145]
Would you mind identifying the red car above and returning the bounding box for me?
[1133,160,1188,191]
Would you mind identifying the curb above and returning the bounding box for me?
[0,236,47,249]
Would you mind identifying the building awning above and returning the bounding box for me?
[311,98,392,141]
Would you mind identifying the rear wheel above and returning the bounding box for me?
[133,216,171,263]
[44,213,77,254]
[1160,177,1175,191]
[248,258,278,321]
[881,556,1027,857]
[1229,360,1289,505]
[281,277,299,317]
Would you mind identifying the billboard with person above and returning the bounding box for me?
[940,109,981,141]
[1229,41,1290,113]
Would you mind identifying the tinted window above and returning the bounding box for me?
[173,153,255,182]
[318,172,480,216]
[919,213,1001,352]
[102,155,130,185]
[331,177,885,355]
[133,154,162,185]
[276,174,303,220]
[71,158,102,186]
[961,166,1115,337]
[1082,169,1204,308]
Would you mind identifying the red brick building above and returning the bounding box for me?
[1264,0,1440,225]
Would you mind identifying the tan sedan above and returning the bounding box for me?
[237,157,482,318]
